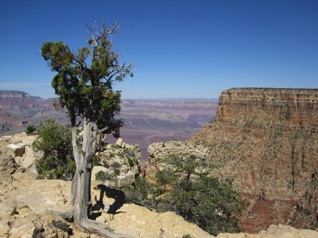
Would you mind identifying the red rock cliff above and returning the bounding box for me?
[191,88,318,233]
[217,88,318,128]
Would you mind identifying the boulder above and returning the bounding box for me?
[6,143,26,157]
[116,171,135,188]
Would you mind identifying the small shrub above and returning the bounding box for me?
[52,220,73,235]
[122,176,154,207]
[182,235,192,238]
[127,157,135,167]
[25,125,36,135]
[33,119,75,181]
[112,161,121,168]
[114,168,120,175]
[103,160,110,168]
[92,155,102,167]
[95,171,116,182]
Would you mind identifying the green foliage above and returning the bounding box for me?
[41,22,133,137]
[182,235,192,238]
[171,175,242,235]
[112,161,121,168]
[127,157,135,167]
[95,170,116,182]
[92,155,102,167]
[122,176,154,207]
[25,125,36,135]
[124,153,243,236]
[33,119,75,180]
[114,168,120,175]
[52,220,73,235]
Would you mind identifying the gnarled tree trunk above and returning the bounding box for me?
[60,119,128,238]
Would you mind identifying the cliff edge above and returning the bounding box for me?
[190,88,318,233]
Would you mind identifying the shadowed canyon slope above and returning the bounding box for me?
[190,88,318,233]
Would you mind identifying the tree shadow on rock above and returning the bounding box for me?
[90,184,126,220]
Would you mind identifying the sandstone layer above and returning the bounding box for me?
[190,88,318,233]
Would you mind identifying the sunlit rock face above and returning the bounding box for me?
[217,88,318,128]
[190,88,318,233]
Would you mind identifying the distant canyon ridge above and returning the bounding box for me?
[0,90,218,161]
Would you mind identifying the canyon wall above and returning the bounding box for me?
[190,88,318,233]
[0,90,40,110]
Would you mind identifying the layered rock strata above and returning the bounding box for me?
[0,90,40,110]
[190,88,318,233]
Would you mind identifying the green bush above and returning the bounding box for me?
[25,125,36,135]
[122,176,156,208]
[123,153,243,236]
[95,170,116,182]
[112,161,121,168]
[33,119,75,180]
[182,235,192,238]
[92,155,102,167]
[127,157,135,167]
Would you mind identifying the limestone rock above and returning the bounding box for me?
[6,142,26,157]
[0,133,39,172]
[115,137,125,147]
[93,139,141,188]
[0,156,19,184]
[145,140,210,182]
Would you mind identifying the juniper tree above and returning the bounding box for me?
[41,21,133,237]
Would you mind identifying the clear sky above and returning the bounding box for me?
[0,0,317,99]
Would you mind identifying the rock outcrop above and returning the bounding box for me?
[92,138,141,188]
[0,132,40,172]
[190,88,318,233]
[145,140,210,183]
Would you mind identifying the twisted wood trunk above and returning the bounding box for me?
[59,119,128,238]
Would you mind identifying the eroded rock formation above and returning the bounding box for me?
[190,88,318,233]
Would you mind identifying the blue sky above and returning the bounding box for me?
[0,0,317,99]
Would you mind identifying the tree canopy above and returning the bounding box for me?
[41,22,132,136]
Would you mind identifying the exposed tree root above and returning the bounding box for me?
[76,218,132,238]
[47,208,131,237]
[46,207,74,221]
[57,207,75,221]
